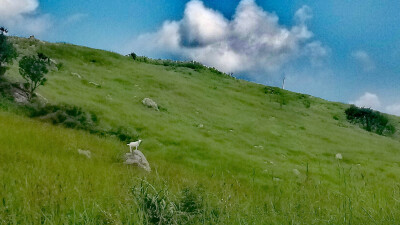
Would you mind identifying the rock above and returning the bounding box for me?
[142,98,159,111]
[78,149,91,159]
[49,59,57,65]
[335,153,343,160]
[71,72,82,79]
[11,87,29,104]
[293,169,300,176]
[198,124,204,128]
[35,92,48,103]
[125,150,151,172]
[89,81,101,87]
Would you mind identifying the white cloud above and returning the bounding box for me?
[352,50,375,72]
[385,104,400,116]
[351,92,381,109]
[130,0,328,76]
[64,13,88,26]
[180,0,228,46]
[0,0,51,36]
[294,5,313,24]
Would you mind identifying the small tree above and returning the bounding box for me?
[129,52,137,60]
[19,55,48,100]
[0,27,18,77]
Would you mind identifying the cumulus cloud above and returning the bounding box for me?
[0,0,51,36]
[385,104,400,116]
[130,0,328,76]
[352,50,375,72]
[294,5,313,24]
[351,92,381,109]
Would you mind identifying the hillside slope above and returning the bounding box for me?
[1,37,400,224]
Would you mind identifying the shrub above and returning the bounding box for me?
[26,102,98,130]
[25,102,139,142]
[129,52,137,60]
[133,56,231,77]
[264,86,288,108]
[133,181,177,224]
[37,52,49,62]
[0,27,18,77]
[345,105,396,135]
[133,181,207,225]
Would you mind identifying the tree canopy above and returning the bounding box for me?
[19,55,49,100]
[0,27,18,76]
[345,105,396,136]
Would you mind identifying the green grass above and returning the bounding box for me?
[1,37,400,224]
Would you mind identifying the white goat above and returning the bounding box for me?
[127,140,142,152]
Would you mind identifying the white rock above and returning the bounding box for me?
[49,59,57,64]
[71,72,82,79]
[89,81,100,87]
[35,93,48,103]
[78,149,91,159]
[142,98,159,111]
[11,87,29,103]
[293,169,300,176]
[335,153,343,160]
[125,150,151,172]
[198,124,204,128]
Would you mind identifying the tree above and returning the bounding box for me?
[19,55,48,100]
[129,52,137,60]
[0,27,18,77]
[345,105,396,136]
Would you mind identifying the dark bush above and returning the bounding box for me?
[25,102,139,142]
[37,52,49,62]
[345,105,396,135]
[129,52,137,60]
[26,103,98,130]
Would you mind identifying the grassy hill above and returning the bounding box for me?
[1,37,400,224]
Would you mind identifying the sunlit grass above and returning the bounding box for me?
[1,37,400,224]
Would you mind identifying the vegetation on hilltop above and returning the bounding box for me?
[345,105,396,135]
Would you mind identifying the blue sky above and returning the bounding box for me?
[1,0,400,115]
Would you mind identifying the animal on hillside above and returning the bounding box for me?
[127,140,142,152]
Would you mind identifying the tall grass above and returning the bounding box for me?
[1,37,400,223]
